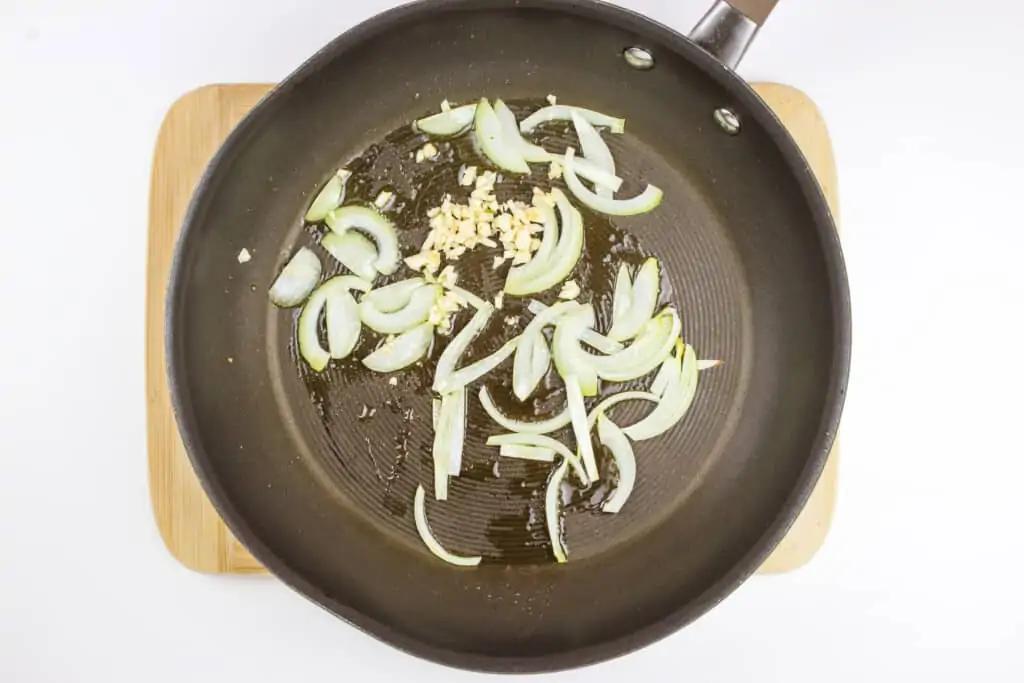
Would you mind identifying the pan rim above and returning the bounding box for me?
[165,0,851,673]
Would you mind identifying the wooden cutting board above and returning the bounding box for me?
[147,82,840,575]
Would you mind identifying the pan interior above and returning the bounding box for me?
[169,0,842,671]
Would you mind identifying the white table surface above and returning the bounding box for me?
[2,0,1023,680]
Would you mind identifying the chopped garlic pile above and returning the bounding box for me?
[404,169,547,275]
[424,265,469,335]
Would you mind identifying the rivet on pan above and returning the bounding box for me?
[623,47,654,70]
[714,107,741,135]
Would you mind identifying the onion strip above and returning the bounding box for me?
[494,99,548,163]
[478,386,570,434]
[362,322,434,373]
[486,434,588,485]
[590,309,680,382]
[269,247,322,308]
[624,343,699,441]
[544,458,570,563]
[571,111,616,199]
[544,152,623,192]
[474,98,530,174]
[499,444,556,462]
[359,284,440,334]
[587,391,660,428]
[563,148,663,216]
[527,300,622,354]
[608,257,660,342]
[512,332,551,401]
[362,277,425,312]
[447,388,467,478]
[415,104,476,137]
[321,230,378,281]
[297,275,370,370]
[325,205,400,275]
[435,336,520,394]
[432,303,494,391]
[413,485,481,566]
[552,305,599,396]
[505,189,583,295]
[565,375,599,481]
[597,415,636,514]
[304,169,350,222]
[521,105,626,134]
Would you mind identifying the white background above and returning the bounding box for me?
[2,0,1023,680]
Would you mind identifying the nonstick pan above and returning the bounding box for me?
[166,0,850,672]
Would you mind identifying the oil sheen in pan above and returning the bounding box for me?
[282,99,718,565]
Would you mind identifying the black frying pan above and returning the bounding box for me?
[167,0,850,672]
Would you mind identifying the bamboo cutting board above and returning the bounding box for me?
[147,82,840,575]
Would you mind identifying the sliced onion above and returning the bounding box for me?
[415,104,476,137]
[512,333,551,401]
[505,189,583,295]
[432,394,453,500]
[432,303,494,391]
[563,148,663,216]
[432,398,440,429]
[608,257,660,342]
[699,359,723,370]
[499,444,556,462]
[362,277,425,312]
[571,111,616,199]
[587,390,660,428]
[474,98,529,174]
[624,343,699,441]
[590,309,680,382]
[304,169,350,222]
[565,374,599,481]
[413,485,481,566]
[544,458,570,563]
[435,335,520,394]
[544,152,623,192]
[597,415,636,514]
[447,388,467,478]
[527,300,623,354]
[520,105,626,135]
[297,275,370,370]
[486,433,588,485]
[321,230,378,281]
[494,99,549,163]
[611,263,632,330]
[325,205,400,274]
[504,196,560,295]
[478,386,570,434]
[362,322,434,373]
[552,305,599,396]
[650,346,682,397]
[445,284,489,311]
[360,284,441,334]
[269,247,322,307]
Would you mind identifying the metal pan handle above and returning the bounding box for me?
[689,0,780,69]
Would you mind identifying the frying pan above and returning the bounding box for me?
[166,0,850,672]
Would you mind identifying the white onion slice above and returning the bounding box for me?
[608,257,660,342]
[624,343,699,441]
[325,205,400,274]
[565,375,599,481]
[447,388,467,478]
[494,99,549,163]
[360,284,441,334]
[504,197,560,295]
[650,347,681,397]
[527,300,623,354]
[432,398,440,429]
[499,444,556,462]
[297,275,370,370]
[304,169,350,222]
[446,285,489,311]
[478,386,570,434]
[699,359,723,370]
[544,152,623,192]
[612,264,632,329]
[432,303,494,392]
[563,148,663,216]
[413,485,481,566]
[587,390,660,428]
[486,433,588,485]
[415,104,476,137]
[432,395,453,500]
[505,190,583,295]
[269,247,322,308]
[552,305,599,396]
[512,333,551,401]
[362,322,434,373]
[544,458,570,563]
[571,111,616,199]
[435,336,520,394]
[321,231,378,281]
[597,415,636,514]
[591,309,680,382]
[362,277,425,312]
[474,98,530,174]
[520,105,626,134]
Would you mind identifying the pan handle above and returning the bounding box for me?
[688,0,780,69]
